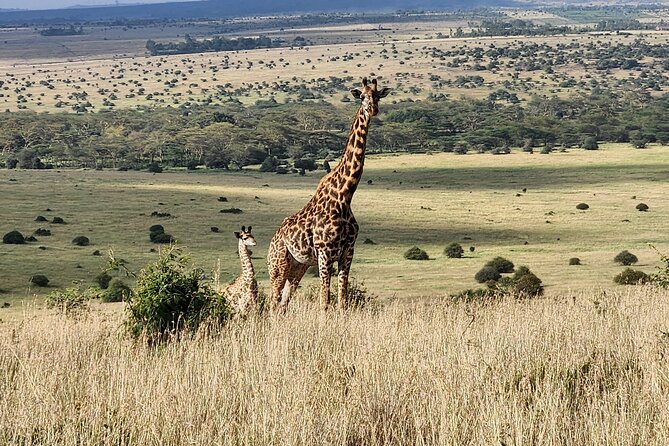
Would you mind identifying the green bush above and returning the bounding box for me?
[614,268,649,285]
[475,266,501,283]
[614,250,638,266]
[45,287,95,315]
[3,230,25,244]
[220,208,243,214]
[34,215,48,222]
[34,228,51,236]
[569,257,581,265]
[510,266,544,298]
[147,162,163,173]
[259,156,278,172]
[95,271,112,289]
[444,242,464,258]
[125,247,225,341]
[404,246,429,260]
[152,233,175,244]
[582,136,598,150]
[52,216,65,224]
[72,235,90,246]
[30,274,50,287]
[651,247,669,287]
[636,203,649,212]
[102,278,132,303]
[576,203,589,210]
[485,256,514,273]
[149,224,165,234]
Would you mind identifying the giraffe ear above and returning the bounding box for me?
[241,225,246,232]
[350,89,362,99]
[234,231,241,239]
[247,226,252,232]
[378,87,391,98]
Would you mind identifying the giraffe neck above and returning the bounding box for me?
[238,240,255,284]
[331,106,371,203]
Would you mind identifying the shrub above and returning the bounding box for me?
[6,158,18,169]
[485,256,514,273]
[444,242,464,258]
[217,196,228,202]
[34,228,51,236]
[582,136,598,150]
[147,162,163,173]
[149,224,165,234]
[72,235,90,246]
[152,233,175,244]
[52,216,65,224]
[45,287,94,315]
[210,226,219,233]
[34,215,48,222]
[614,250,638,266]
[186,161,199,170]
[450,288,495,302]
[3,230,25,244]
[102,278,132,303]
[576,203,589,210]
[404,246,429,260]
[510,266,544,297]
[614,268,649,285]
[25,236,37,242]
[220,208,243,214]
[569,257,581,265]
[335,279,377,310]
[95,271,112,289]
[636,203,649,212]
[30,274,49,287]
[150,211,171,217]
[125,247,223,341]
[259,156,278,172]
[294,158,318,171]
[475,266,501,283]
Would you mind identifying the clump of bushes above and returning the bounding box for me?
[151,211,171,217]
[569,257,581,265]
[34,228,51,236]
[614,250,638,266]
[500,266,544,298]
[485,257,514,273]
[444,242,464,258]
[72,235,90,246]
[125,247,228,342]
[475,266,501,283]
[404,246,429,260]
[450,288,495,302]
[34,215,48,222]
[636,203,649,212]
[95,271,112,289]
[30,274,50,287]
[102,278,132,303]
[147,162,163,173]
[52,217,66,224]
[576,203,589,210]
[220,208,243,214]
[614,268,649,285]
[210,226,219,233]
[45,287,95,315]
[3,230,25,244]
[149,225,174,244]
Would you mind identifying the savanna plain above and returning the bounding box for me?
[2,6,669,445]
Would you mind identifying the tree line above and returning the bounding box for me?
[1,91,668,171]
[146,35,276,56]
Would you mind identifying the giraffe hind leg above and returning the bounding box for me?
[337,246,355,311]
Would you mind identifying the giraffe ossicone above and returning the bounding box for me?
[267,77,390,312]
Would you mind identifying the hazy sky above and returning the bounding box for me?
[0,0,194,10]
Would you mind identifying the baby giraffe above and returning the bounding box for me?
[222,226,258,314]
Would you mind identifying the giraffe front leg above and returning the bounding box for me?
[318,250,333,311]
[337,246,354,311]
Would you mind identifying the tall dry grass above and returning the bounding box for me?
[2,287,669,445]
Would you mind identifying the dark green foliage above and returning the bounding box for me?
[404,246,429,260]
[614,250,638,266]
[3,230,25,244]
[34,228,51,236]
[149,224,165,234]
[450,288,495,302]
[294,158,318,171]
[152,233,175,244]
[45,287,94,315]
[72,235,90,246]
[220,208,243,214]
[25,236,37,242]
[147,162,163,173]
[30,274,49,287]
[576,203,589,210]
[569,257,581,265]
[6,158,18,169]
[259,156,278,172]
[651,247,669,287]
[52,217,65,224]
[210,227,219,233]
[509,266,544,297]
[444,242,464,258]
[636,203,649,212]
[485,256,514,273]
[92,250,102,256]
[95,271,112,289]
[217,196,228,202]
[125,247,225,341]
[582,136,599,150]
[475,266,501,283]
[34,215,48,222]
[147,35,273,56]
[150,211,171,217]
[102,278,132,303]
[614,268,649,285]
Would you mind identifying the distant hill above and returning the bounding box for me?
[0,0,526,25]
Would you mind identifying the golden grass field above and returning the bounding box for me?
[2,285,669,444]
[1,143,668,313]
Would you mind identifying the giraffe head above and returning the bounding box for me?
[350,77,391,117]
[234,225,257,247]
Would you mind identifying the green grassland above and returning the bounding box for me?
[2,143,667,309]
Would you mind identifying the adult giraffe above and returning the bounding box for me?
[267,77,390,311]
